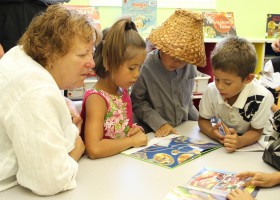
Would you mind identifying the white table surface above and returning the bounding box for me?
[1,121,279,200]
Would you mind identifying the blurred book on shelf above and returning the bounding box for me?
[266,14,280,39]
[202,12,236,38]
[65,5,101,30]
[122,0,157,38]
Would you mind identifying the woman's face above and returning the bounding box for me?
[49,37,95,90]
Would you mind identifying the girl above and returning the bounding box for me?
[80,17,148,159]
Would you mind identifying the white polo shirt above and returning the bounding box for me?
[199,79,274,135]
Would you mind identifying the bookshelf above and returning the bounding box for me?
[199,38,277,82]
[193,38,277,109]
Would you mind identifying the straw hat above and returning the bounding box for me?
[148,9,206,67]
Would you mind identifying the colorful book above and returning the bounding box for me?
[266,14,280,39]
[122,0,157,38]
[185,167,259,198]
[65,5,101,30]
[122,135,221,169]
[202,12,237,38]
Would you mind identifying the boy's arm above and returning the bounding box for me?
[131,75,168,132]
[230,127,262,150]
[198,116,225,143]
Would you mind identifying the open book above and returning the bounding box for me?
[122,135,221,169]
[186,167,259,197]
[163,167,259,200]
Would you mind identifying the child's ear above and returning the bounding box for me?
[245,73,255,83]
[104,64,110,72]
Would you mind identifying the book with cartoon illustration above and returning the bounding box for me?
[122,0,157,38]
[122,135,222,169]
[184,167,259,198]
[202,12,236,38]
[266,14,280,39]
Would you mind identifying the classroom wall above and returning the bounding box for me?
[67,0,279,39]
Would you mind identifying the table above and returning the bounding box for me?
[1,121,279,200]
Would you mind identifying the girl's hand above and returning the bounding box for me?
[155,124,178,137]
[130,131,148,147]
[127,124,144,137]
[237,171,280,188]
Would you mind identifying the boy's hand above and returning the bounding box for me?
[210,123,225,144]
[155,124,178,137]
[223,128,239,152]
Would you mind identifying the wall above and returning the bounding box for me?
[67,0,280,39]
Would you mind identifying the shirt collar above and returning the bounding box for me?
[217,80,254,109]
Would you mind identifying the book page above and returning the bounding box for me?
[235,142,264,152]
[122,136,221,169]
[185,167,259,197]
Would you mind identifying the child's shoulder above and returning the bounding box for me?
[250,79,274,96]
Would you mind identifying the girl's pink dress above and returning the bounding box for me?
[80,88,133,140]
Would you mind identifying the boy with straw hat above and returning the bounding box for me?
[131,9,206,137]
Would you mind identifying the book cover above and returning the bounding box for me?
[65,5,101,30]
[185,167,259,198]
[122,0,157,38]
[122,135,221,169]
[266,14,280,39]
[163,186,226,200]
[202,12,237,38]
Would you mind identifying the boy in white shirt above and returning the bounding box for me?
[198,36,274,152]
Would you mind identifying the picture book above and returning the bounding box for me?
[202,12,237,38]
[122,135,222,169]
[185,167,259,198]
[65,5,101,30]
[266,14,280,39]
[122,0,157,38]
[163,186,226,200]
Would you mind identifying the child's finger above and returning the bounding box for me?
[221,121,231,135]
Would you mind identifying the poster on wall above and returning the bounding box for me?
[90,0,216,9]
[202,12,237,38]
[65,5,101,30]
[266,14,280,39]
[122,0,157,39]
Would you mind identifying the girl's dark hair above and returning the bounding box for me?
[94,28,110,78]
[94,17,146,78]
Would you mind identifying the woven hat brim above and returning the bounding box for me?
[148,9,206,67]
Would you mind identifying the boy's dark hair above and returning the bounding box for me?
[210,36,257,80]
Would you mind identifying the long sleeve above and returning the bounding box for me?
[131,50,198,132]
[131,74,168,131]
[0,46,78,195]
[5,87,78,195]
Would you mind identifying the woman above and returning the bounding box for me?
[0,4,100,195]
